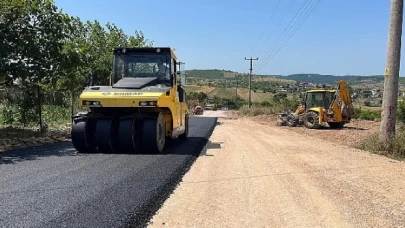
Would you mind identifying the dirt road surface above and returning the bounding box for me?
[149,114,405,228]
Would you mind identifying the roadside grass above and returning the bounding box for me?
[237,102,296,116]
[239,103,405,160]
[355,128,405,160]
[0,105,73,129]
[0,105,74,152]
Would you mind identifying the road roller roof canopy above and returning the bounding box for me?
[113,47,177,60]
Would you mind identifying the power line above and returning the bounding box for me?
[256,0,315,69]
[251,0,283,54]
[257,0,321,70]
[256,0,297,57]
[255,0,302,58]
[258,0,322,70]
[265,1,322,67]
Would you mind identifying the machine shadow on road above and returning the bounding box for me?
[0,142,75,165]
[282,125,368,131]
[345,126,367,130]
[0,117,219,164]
[314,126,368,131]
[199,140,223,157]
[96,137,216,156]
[0,136,217,165]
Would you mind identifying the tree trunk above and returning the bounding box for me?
[37,85,43,135]
[71,90,74,118]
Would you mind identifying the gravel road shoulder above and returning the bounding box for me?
[148,115,405,228]
[251,114,380,147]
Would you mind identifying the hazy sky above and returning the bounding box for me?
[54,0,400,76]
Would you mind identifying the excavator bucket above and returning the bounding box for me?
[277,112,289,126]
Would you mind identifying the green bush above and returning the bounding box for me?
[397,100,405,124]
[42,105,72,128]
[187,91,208,101]
[353,108,380,121]
[0,101,37,126]
[0,104,71,128]
[238,97,298,116]
[1,86,39,126]
[212,97,246,110]
[0,105,17,125]
[260,100,272,107]
[273,93,287,103]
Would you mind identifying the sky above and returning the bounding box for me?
[54,0,400,76]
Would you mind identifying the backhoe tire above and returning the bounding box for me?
[286,114,299,127]
[328,122,345,129]
[303,112,321,129]
[142,113,166,154]
[179,114,189,140]
[71,118,96,153]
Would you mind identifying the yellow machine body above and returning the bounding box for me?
[278,80,355,129]
[71,47,189,154]
[78,87,188,137]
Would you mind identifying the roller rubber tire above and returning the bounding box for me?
[179,114,189,140]
[71,118,96,153]
[118,118,141,153]
[95,119,119,153]
[142,113,166,154]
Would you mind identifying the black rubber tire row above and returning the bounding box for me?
[71,113,188,154]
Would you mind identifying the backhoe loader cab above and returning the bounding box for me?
[304,89,336,111]
[278,80,355,129]
[71,47,189,154]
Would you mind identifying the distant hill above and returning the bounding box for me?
[278,74,386,84]
[185,69,405,85]
[186,69,282,79]
[186,69,225,79]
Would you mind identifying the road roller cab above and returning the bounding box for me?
[71,47,189,154]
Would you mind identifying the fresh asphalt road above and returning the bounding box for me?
[0,116,217,228]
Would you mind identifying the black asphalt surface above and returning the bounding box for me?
[0,116,217,228]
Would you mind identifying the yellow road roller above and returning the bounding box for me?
[71,47,189,154]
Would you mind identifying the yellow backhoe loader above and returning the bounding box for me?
[278,80,355,129]
[71,47,189,154]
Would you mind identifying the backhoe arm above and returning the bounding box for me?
[330,80,354,121]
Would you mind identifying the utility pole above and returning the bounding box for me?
[380,0,404,144]
[235,75,238,99]
[245,57,258,108]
